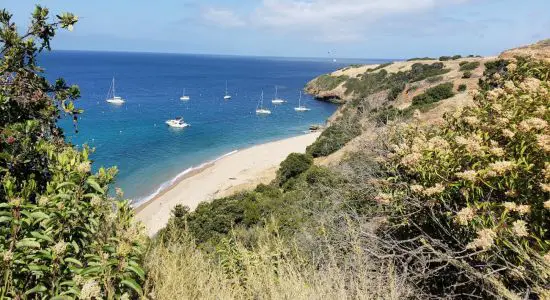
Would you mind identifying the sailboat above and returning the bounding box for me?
[106,77,125,104]
[294,91,311,112]
[180,88,190,101]
[272,86,285,104]
[256,91,271,114]
[224,81,231,100]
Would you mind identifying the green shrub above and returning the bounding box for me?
[457,84,467,92]
[366,62,392,72]
[440,55,461,61]
[425,75,443,83]
[387,83,406,101]
[344,63,450,99]
[407,57,435,61]
[276,153,313,186]
[0,6,145,298]
[459,61,480,71]
[412,82,455,105]
[483,59,509,77]
[307,117,361,157]
[314,74,349,91]
[462,71,472,78]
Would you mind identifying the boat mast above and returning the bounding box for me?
[225,81,228,96]
[112,77,116,98]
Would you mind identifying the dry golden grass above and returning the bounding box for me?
[144,223,412,300]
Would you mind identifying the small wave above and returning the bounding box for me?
[132,150,238,208]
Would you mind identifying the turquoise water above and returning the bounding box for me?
[41,51,388,203]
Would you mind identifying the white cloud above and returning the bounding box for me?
[200,7,246,28]
[252,0,470,41]
[200,0,472,41]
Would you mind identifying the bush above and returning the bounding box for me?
[440,55,461,61]
[459,61,480,71]
[276,153,313,186]
[458,84,467,92]
[425,75,443,83]
[314,74,349,91]
[387,83,406,101]
[407,57,435,61]
[381,57,550,297]
[366,62,392,72]
[462,71,472,78]
[307,116,361,157]
[0,6,145,298]
[412,82,455,105]
[344,63,450,99]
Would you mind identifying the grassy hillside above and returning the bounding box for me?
[146,42,550,299]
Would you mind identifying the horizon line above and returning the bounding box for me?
[48,48,401,63]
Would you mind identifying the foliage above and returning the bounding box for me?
[387,82,406,101]
[458,84,467,92]
[366,62,392,72]
[462,71,472,78]
[459,61,481,71]
[344,63,450,99]
[0,6,145,298]
[276,153,313,186]
[412,82,455,105]
[440,55,462,61]
[407,57,435,61]
[380,57,550,297]
[314,74,349,91]
[425,75,443,83]
[306,114,361,157]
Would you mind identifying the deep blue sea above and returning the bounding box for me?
[40,51,388,204]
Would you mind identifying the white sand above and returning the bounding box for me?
[135,132,321,236]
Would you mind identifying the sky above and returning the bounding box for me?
[3,0,550,59]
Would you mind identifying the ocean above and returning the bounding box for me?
[41,51,388,204]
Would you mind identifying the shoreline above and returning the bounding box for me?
[132,150,238,214]
[135,131,322,236]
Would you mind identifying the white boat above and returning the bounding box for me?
[106,77,125,104]
[294,91,311,112]
[271,86,285,104]
[165,117,189,128]
[256,91,271,114]
[224,81,231,100]
[180,88,190,101]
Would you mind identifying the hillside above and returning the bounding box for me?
[149,40,550,299]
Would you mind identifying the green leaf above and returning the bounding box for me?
[30,211,50,221]
[0,216,12,223]
[31,231,53,242]
[86,178,104,194]
[121,278,143,295]
[57,181,77,190]
[25,284,47,295]
[126,264,145,279]
[16,238,41,249]
[64,257,83,267]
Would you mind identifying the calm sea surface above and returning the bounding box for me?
[41,51,389,203]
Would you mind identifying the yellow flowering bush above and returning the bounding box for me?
[381,57,550,297]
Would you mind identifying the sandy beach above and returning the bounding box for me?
[136,132,321,236]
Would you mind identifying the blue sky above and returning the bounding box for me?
[4,0,549,58]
